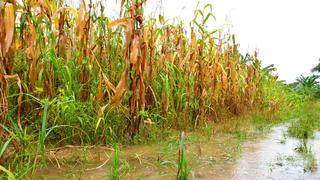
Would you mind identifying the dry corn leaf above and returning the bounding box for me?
[76,0,86,37]
[111,70,128,107]
[108,18,129,28]
[130,33,140,65]
[96,71,104,104]
[1,3,15,55]
[101,71,116,93]
[120,0,126,17]
[0,73,8,121]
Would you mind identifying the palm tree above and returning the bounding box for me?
[263,64,277,74]
[311,58,320,73]
[296,75,319,88]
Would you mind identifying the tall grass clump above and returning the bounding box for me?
[295,140,317,172]
[288,101,320,139]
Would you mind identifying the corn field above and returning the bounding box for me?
[0,0,272,146]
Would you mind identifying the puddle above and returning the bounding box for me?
[33,147,111,179]
[210,125,320,180]
[31,125,320,179]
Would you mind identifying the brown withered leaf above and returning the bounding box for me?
[120,0,126,17]
[139,76,145,110]
[16,75,23,130]
[95,71,104,104]
[124,18,135,64]
[0,10,4,54]
[1,3,15,55]
[108,18,129,28]
[76,0,86,37]
[101,71,116,93]
[110,70,128,107]
[130,33,140,65]
[0,73,8,121]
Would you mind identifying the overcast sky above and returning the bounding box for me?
[77,0,320,83]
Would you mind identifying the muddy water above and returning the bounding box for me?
[33,125,320,180]
[210,125,320,180]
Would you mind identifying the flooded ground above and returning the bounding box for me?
[208,125,320,180]
[33,125,320,180]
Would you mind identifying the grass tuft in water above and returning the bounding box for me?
[110,143,120,180]
[295,140,317,172]
[177,131,189,180]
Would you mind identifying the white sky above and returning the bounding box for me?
[77,0,320,83]
[144,0,320,83]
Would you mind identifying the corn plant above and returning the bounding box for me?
[0,0,281,177]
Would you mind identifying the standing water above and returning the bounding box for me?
[207,125,320,180]
[34,125,320,179]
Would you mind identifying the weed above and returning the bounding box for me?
[295,140,317,172]
[235,130,247,141]
[204,124,213,141]
[110,144,120,180]
[288,101,320,139]
[177,132,189,180]
[0,165,16,180]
